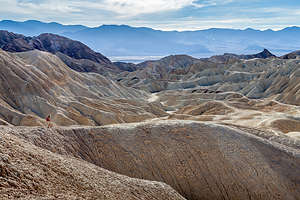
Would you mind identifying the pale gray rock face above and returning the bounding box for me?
[0,49,171,126]
[6,121,300,200]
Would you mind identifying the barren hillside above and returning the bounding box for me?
[0,49,169,127]
[0,125,185,200]
[4,121,300,200]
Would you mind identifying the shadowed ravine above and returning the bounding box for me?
[6,120,300,200]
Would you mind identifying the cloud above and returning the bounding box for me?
[1,0,235,18]
[71,0,236,17]
[17,0,80,13]
[0,0,79,15]
[0,0,299,31]
[79,0,195,16]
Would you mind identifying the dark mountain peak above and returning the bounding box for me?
[238,49,276,59]
[255,49,276,58]
[207,49,276,63]
[0,30,33,52]
[0,30,117,73]
[33,33,112,64]
[262,48,270,52]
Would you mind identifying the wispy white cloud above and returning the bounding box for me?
[75,0,236,17]
[0,0,79,15]
[0,0,299,31]
[74,0,196,16]
[17,0,80,13]
[2,0,235,17]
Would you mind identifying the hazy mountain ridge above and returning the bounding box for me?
[2,20,300,57]
[0,20,86,36]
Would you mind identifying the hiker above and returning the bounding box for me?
[46,114,51,128]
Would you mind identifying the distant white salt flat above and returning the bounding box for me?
[109,53,216,63]
[109,55,166,64]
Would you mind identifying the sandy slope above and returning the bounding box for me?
[0,126,185,200]
[4,121,300,200]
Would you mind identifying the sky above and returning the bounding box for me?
[0,0,300,31]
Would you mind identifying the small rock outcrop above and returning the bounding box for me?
[238,49,276,59]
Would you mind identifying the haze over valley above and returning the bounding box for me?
[2,20,300,62]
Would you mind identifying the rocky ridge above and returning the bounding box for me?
[0,49,170,127]
[116,50,300,107]
[4,120,300,200]
[0,30,119,74]
[206,48,276,63]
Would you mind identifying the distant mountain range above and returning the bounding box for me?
[1,20,300,58]
[1,29,299,77]
[0,20,86,36]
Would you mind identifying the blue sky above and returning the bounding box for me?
[0,0,300,30]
